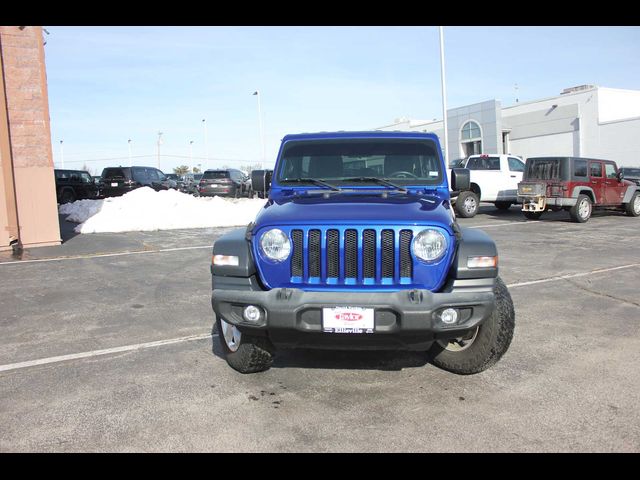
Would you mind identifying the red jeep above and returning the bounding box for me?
[517,156,640,223]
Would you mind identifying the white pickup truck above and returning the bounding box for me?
[449,154,526,218]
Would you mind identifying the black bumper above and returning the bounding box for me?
[211,278,496,351]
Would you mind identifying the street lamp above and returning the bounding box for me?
[438,26,449,163]
[128,139,132,167]
[157,132,163,169]
[189,140,194,171]
[59,140,64,168]
[252,90,265,169]
[202,119,208,165]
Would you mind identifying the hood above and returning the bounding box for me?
[253,192,454,232]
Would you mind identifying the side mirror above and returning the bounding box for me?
[451,168,470,193]
[617,170,624,182]
[251,170,271,195]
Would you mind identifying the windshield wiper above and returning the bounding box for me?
[342,177,408,193]
[281,178,342,191]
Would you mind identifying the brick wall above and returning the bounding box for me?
[0,26,61,249]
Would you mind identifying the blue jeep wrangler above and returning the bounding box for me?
[211,131,515,374]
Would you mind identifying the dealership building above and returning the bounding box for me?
[377,85,640,167]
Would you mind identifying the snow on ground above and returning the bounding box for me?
[58,187,266,234]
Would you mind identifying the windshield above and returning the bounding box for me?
[203,171,229,179]
[525,158,564,180]
[622,168,640,176]
[276,139,442,186]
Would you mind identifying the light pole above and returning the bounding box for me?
[252,90,265,169]
[202,119,208,166]
[438,26,449,163]
[59,140,64,168]
[189,140,194,171]
[157,132,163,169]
[128,139,132,167]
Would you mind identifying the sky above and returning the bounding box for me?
[43,26,640,175]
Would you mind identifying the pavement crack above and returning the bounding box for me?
[564,278,640,309]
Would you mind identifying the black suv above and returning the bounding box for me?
[619,167,640,186]
[198,169,247,198]
[99,166,174,198]
[54,169,99,204]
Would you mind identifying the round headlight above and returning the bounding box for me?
[260,228,291,262]
[412,229,447,262]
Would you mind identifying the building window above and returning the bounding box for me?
[460,121,482,157]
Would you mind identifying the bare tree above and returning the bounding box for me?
[173,165,191,176]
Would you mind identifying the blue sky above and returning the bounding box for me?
[44,26,640,175]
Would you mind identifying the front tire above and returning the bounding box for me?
[625,191,640,217]
[428,277,515,375]
[569,194,592,223]
[455,191,479,218]
[217,317,274,374]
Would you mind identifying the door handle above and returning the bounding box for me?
[510,175,516,178]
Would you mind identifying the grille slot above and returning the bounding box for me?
[344,229,358,278]
[308,230,321,277]
[400,230,413,277]
[291,230,303,277]
[326,229,339,278]
[381,230,395,278]
[362,229,376,279]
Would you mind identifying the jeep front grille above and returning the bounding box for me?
[290,227,413,285]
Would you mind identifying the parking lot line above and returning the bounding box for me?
[0,333,213,374]
[506,263,640,289]
[469,221,533,229]
[0,245,212,265]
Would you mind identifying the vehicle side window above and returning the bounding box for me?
[155,169,166,181]
[574,160,588,177]
[589,162,603,178]
[604,163,617,179]
[487,158,500,170]
[466,158,479,170]
[69,173,80,182]
[508,157,525,172]
[80,173,92,183]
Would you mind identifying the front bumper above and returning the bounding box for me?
[211,280,496,350]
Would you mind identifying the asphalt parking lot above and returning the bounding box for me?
[0,206,639,452]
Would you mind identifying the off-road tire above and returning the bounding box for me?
[624,191,640,217]
[216,318,275,374]
[428,277,515,375]
[455,191,479,218]
[60,189,76,204]
[494,201,511,211]
[569,194,592,223]
[523,211,543,220]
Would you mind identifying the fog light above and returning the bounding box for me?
[243,305,262,323]
[440,308,458,325]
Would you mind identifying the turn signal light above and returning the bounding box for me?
[212,255,239,266]
[467,256,498,268]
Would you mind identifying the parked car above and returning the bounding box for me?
[54,169,99,204]
[448,154,526,218]
[99,166,174,198]
[210,131,514,375]
[619,167,640,186]
[517,156,640,222]
[448,158,467,168]
[164,173,181,190]
[180,173,203,195]
[197,169,247,198]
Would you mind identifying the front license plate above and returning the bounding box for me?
[322,306,374,334]
[111,182,118,187]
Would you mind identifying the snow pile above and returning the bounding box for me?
[59,187,266,234]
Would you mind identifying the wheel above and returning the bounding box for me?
[523,211,543,220]
[428,277,515,375]
[624,191,640,217]
[494,201,511,211]
[455,191,479,218]
[569,194,592,223]
[60,189,76,204]
[217,317,274,374]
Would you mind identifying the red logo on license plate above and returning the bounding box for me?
[335,312,363,322]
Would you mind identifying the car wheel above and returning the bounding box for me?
[217,317,274,374]
[523,211,543,220]
[494,201,511,211]
[455,191,479,218]
[624,191,640,217]
[569,194,592,223]
[60,189,76,204]
[428,277,515,375]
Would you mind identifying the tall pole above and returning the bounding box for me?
[439,26,449,163]
[253,90,265,169]
[202,119,208,167]
[128,139,132,167]
[59,140,64,168]
[189,140,194,171]
[157,132,163,169]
